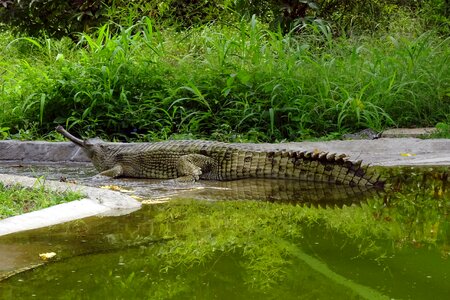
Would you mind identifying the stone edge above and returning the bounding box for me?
[0,174,141,237]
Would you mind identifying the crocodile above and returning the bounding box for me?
[56,126,383,187]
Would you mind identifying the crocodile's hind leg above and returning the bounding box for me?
[176,154,215,182]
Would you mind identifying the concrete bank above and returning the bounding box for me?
[0,174,141,237]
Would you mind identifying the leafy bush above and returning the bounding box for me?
[317,0,450,35]
[420,0,450,34]
[1,18,448,141]
[0,0,105,38]
[0,0,316,37]
[1,0,447,39]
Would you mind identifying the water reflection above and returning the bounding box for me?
[0,166,449,299]
[0,164,381,207]
[175,179,382,207]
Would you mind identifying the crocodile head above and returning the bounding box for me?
[82,137,105,157]
[56,126,115,172]
[81,138,118,172]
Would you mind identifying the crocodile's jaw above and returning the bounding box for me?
[83,144,112,172]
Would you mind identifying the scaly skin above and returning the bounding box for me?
[56,126,383,187]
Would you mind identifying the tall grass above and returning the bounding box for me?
[0,17,449,141]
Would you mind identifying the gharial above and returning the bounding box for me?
[56,126,384,188]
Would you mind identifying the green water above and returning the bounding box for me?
[0,167,449,299]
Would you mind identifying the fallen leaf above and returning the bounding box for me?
[100,185,133,193]
[100,185,121,190]
[400,153,416,157]
[39,252,57,261]
[141,199,170,204]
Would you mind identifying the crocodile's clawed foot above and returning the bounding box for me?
[91,173,114,182]
[175,175,199,184]
[163,177,198,186]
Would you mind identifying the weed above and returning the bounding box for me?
[432,121,450,138]
[0,182,82,219]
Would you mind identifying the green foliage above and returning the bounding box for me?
[318,0,405,33]
[230,0,320,32]
[432,121,450,138]
[0,0,105,38]
[420,0,450,35]
[0,127,9,139]
[1,17,449,141]
[0,0,318,38]
[2,0,446,39]
[100,0,240,31]
[0,181,82,219]
[317,0,450,35]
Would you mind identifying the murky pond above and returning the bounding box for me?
[0,165,449,299]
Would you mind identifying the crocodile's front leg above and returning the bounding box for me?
[176,154,215,182]
[99,164,124,178]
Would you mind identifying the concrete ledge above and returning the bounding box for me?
[0,174,141,237]
[0,140,89,164]
[0,199,108,236]
[381,128,437,138]
[1,138,449,166]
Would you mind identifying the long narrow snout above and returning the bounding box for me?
[55,125,85,147]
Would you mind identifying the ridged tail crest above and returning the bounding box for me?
[284,150,383,187]
[221,148,384,187]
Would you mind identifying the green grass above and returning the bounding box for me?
[0,16,449,142]
[0,181,83,219]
